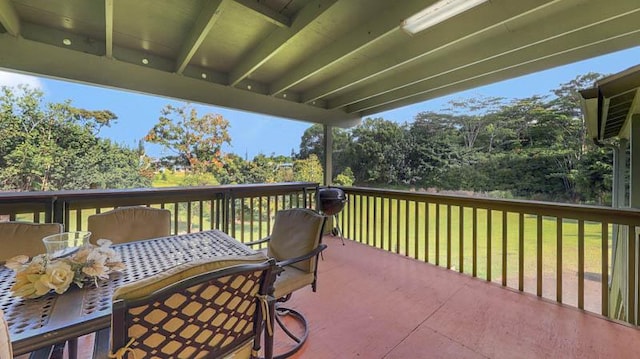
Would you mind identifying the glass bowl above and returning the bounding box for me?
[42,231,91,259]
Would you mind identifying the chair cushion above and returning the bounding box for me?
[113,253,268,300]
[273,266,315,299]
[267,209,324,273]
[0,310,12,359]
[87,207,171,245]
[0,222,63,261]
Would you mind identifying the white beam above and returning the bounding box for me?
[0,0,20,36]
[105,0,113,58]
[337,1,640,112]
[233,0,290,28]
[268,0,430,96]
[0,34,360,127]
[323,125,333,186]
[175,0,227,74]
[228,0,338,87]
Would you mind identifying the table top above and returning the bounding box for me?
[0,230,260,355]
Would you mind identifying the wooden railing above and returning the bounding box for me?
[3,182,639,325]
[0,182,318,243]
[334,187,640,325]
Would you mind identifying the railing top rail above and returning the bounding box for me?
[339,186,640,224]
[0,182,317,202]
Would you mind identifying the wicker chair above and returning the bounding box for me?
[87,207,171,245]
[247,208,327,359]
[0,222,63,261]
[93,254,277,359]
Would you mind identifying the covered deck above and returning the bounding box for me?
[57,234,640,358]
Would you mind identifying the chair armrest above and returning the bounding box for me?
[245,236,271,247]
[276,244,327,267]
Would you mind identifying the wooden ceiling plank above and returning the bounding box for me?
[228,0,338,87]
[356,29,640,117]
[233,0,290,28]
[0,0,20,36]
[328,0,640,110]
[175,0,227,74]
[105,0,113,58]
[268,0,431,96]
[302,0,563,104]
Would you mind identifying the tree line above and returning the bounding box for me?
[0,73,615,205]
[298,73,613,204]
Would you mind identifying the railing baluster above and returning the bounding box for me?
[459,206,464,273]
[435,204,440,266]
[75,209,82,231]
[557,217,563,303]
[425,202,430,263]
[447,205,451,269]
[388,198,393,252]
[366,195,371,246]
[199,201,204,232]
[187,201,192,233]
[519,213,524,292]
[396,198,401,254]
[487,209,492,281]
[602,222,609,317]
[537,215,543,297]
[405,199,410,257]
[249,197,254,242]
[359,194,364,243]
[502,211,507,287]
[578,219,584,309]
[373,196,378,248]
[414,200,419,260]
[472,207,477,277]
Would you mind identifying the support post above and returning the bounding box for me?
[630,115,640,324]
[323,124,333,186]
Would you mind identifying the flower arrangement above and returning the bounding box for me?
[5,239,125,299]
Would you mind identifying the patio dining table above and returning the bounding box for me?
[0,229,262,356]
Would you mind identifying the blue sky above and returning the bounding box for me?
[2,45,640,159]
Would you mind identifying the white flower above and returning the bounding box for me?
[5,255,29,270]
[96,238,113,247]
[82,250,110,280]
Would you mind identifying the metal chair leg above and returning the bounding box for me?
[273,306,309,359]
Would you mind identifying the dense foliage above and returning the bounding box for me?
[0,85,150,191]
[297,74,613,204]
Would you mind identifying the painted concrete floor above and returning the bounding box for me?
[22,235,640,358]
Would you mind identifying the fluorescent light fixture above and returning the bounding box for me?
[401,0,489,35]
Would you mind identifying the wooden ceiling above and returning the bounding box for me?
[1,0,640,127]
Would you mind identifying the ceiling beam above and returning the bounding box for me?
[233,0,290,28]
[302,0,561,105]
[105,0,113,58]
[0,0,20,36]
[268,0,431,96]
[355,26,640,116]
[228,0,338,87]
[175,0,227,74]
[0,33,360,127]
[329,0,640,110]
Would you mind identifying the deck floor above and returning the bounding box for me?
[25,235,640,358]
[285,235,640,358]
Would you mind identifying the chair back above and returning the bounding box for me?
[267,208,326,274]
[0,309,12,359]
[0,222,63,261]
[111,254,275,359]
[87,207,171,245]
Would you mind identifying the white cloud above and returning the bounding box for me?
[0,70,44,89]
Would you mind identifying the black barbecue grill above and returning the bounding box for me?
[318,187,347,244]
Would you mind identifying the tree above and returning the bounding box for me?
[298,124,350,176]
[293,154,323,183]
[0,85,149,191]
[144,104,230,173]
[346,118,411,185]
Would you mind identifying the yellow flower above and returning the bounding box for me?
[40,261,75,295]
